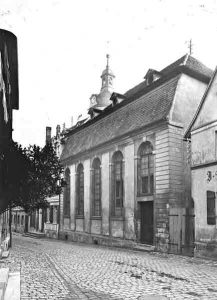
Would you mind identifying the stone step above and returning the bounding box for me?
[0,268,9,300]
[23,232,45,239]
[1,251,9,259]
[4,272,20,300]
[133,243,155,252]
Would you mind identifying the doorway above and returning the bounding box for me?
[140,201,153,244]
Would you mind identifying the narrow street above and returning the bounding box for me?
[0,234,217,299]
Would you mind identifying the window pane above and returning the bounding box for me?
[149,155,154,172]
[116,180,121,198]
[64,169,70,216]
[150,174,154,194]
[112,152,123,216]
[207,191,216,225]
[77,169,84,215]
[141,176,148,194]
[93,167,101,216]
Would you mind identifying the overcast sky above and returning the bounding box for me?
[0,0,217,146]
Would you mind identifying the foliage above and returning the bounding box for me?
[2,141,63,212]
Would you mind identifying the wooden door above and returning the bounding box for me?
[140,201,153,244]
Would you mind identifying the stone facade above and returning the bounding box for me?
[60,54,212,254]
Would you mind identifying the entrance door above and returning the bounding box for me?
[140,201,153,244]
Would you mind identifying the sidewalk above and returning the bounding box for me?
[0,247,20,300]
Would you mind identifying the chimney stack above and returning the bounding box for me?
[46,126,52,144]
[71,116,73,127]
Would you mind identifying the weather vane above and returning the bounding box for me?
[188,39,193,55]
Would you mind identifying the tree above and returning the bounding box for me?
[2,141,63,212]
[2,141,63,247]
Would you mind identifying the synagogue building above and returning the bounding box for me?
[59,54,212,253]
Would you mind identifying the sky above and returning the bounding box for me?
[0,0,217,146]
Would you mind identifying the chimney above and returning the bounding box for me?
[56,125,60,136]
[46,126,52,144]
[71,116,73,127]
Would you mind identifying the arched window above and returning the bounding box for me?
[92,158,101,217]
[112,151,124,217]
[76,163,84,216]
[137,142,154,195]
[63,168,70,217]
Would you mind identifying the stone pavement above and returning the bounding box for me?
[1,234,217,300]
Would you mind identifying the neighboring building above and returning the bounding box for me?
[28,126,64,238]
[44,125,64,239]
[185,67,217,258]
[59,54,212,254]
[0,29,19,253]
[11,207,28,234]
[0,29,19,211]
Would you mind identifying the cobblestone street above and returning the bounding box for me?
[1,234,217,299]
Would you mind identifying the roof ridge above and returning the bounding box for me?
[182,53,189,66]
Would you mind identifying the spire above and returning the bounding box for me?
[100,54,115,92]
[106,54,109,68]
[89,54,116,113]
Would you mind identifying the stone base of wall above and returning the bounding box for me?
[59,230,156,252]
[12,226,25,234]
[45,229,58,239]
[194,241,217,259]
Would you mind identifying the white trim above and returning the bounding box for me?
[191,120,217,135]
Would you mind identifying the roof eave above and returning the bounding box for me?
[60,117,168,165]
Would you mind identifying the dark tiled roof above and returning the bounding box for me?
[160,55,187,74]
[124,55,212,101]
[185,56,213,78]
[61,75,180,162]
[161,54,213,78]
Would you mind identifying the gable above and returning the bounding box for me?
[168,73,208,131]
[192,69,217,131]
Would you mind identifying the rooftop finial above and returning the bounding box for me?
[188,39,193,55]
[106,54,110,68]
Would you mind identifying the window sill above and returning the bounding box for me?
[63,215,70,218]
[91,216,102,220]
[110,216,124,221]
[75,215,84,219]
[137,194,154,201]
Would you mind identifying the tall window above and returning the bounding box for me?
[215,131,217,159]
[63,168,70,217]
[76,163,84,216]
[207,191,216,225]
[112,151,124,217]
[92,158,101,217]
[137,142,154,195]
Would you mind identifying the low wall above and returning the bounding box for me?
[59,230,152,250]
[194,241,217,259]
[44,223,58,239]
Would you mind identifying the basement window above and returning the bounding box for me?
[207,191,216,225]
